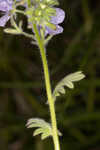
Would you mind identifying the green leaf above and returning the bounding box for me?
[33,128,44,136]
[26,118,52,140]
[26,118,62,140]
[41,132,50,140]
[53,71,85,101]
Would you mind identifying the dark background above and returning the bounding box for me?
[0,0,100,149]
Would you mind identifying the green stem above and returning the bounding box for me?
[22,32,35,39]
[15,10,26,15]
[27,0,31,7]
[33,24,61,150]
[11,17,35,40]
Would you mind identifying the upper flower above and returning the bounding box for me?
[0,0,20,27]
[45,8,65,35]
[0,0,13,27]
[26,0,65,35]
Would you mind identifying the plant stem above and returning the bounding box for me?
[15,10,26,15]
[27,0,31,7]
[33,23,61,150]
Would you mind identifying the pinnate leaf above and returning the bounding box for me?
[26,118,52,140]
[26,118,61,140]
[53,71,85,101]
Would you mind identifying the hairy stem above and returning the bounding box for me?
[33,23,61,150]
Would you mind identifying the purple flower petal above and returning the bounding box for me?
[0,14,10,27]
[45,25,63,35]
[0,0,12,12]
[50,8,65,25]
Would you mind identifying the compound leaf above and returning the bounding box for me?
[26,118,52,140]
[26,118,62,140]
[53,71,85,101]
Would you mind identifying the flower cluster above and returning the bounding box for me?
[26,0,65,35]
[0,0,65,36]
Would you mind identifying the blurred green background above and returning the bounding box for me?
[0,0,100,150]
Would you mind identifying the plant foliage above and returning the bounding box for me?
[26,118,62,140]
[26,118,53,140]
[53,71,85,101]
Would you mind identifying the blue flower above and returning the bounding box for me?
[0,0,20,27]
[45,8,65,35]
[27,7,65,36]
[0,0,13,27]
